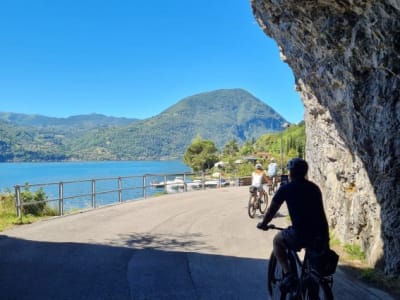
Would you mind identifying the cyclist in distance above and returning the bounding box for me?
[251,163,269,195]
[267,157,278,184]
[257,158,330,291]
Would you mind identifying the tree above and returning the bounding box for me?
[223,139,239,156]
[183,137,219,172]
[239,141,254,155]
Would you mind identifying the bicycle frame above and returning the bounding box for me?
[264,224,334,300]
[291,249,334,299]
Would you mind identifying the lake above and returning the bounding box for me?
[0,160,193,213]
[0,160,191,192]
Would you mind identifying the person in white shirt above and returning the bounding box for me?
[251,163,269,194]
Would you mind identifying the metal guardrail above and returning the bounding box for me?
[14,172,245,218]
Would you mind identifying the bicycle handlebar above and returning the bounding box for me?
[256,223,285,231]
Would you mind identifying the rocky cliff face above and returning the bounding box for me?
[251,0,400,275]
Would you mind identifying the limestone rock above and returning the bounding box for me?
[251,0,400,275]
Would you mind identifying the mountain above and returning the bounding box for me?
[69,89,287,160]
[0,113,138,162]
[0,89,288,162]
[0,112,138,129]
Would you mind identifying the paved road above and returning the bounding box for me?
[0,187,394,299]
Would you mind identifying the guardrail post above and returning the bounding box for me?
[15,185,22,218]
[143,175,146,199]
[91,179,96,208]
[59,182,64,216]
[118,177,122,203]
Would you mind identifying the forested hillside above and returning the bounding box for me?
[68,89,288,160]
[0,113,137,162]
[0,89,289,162]
[0,112,137,129]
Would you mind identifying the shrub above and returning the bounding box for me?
[18,185,57,217]
[19,185,48,216]
[344,243,365,261]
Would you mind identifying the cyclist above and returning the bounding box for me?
[251,163,269,198]
[257,158,329,292]
[267,157,278,184]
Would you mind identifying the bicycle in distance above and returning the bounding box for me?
[248,185,268,218]
[258,224,339,300]
[267,176,278,195]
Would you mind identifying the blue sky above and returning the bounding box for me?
[0,0,304,123]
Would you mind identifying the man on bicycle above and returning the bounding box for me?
[257,158,329,291]
[267,157,278,185]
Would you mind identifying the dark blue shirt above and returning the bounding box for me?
[266,178,329,239]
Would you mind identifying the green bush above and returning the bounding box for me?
[18,185,57,217]
[20,185,48,216]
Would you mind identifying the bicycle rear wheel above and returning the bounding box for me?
[272,181,278,193]
[247,193,257,218]
[302,279,333,300]
[268,184,274,195]
[259,192,268,214]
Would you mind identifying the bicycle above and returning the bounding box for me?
[261,224,336,300]
[248,185,268,218]
[267,176,278,195]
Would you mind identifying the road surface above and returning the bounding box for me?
[0,187,394,299]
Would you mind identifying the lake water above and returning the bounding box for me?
[0,160,191,191]
[0,161,192,212]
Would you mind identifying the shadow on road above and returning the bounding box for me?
[0,234,269,300]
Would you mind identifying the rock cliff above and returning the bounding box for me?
[251,0,400,275]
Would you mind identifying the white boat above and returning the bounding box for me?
[167,177,185,189]
[151,181,166,188]
[152,177,204,191]
[204,179,229,188]
[187,180,202,190]
[152,177,185,189]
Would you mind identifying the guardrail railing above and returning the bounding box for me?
[14,172,244,217]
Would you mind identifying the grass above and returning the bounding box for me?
[329,230,340,247]
[0,194,18,231]
[0,192,58,232]
[153,191,168,197]
[329,233,400,298]
[343,243,365,261]
[0,193,19,231]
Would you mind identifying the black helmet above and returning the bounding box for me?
[287,158,308,177]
